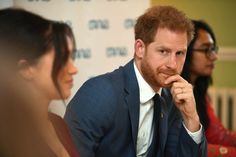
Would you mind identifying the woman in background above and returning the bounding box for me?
[0,8,79,157]
[181,20,236,157]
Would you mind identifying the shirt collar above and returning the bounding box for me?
[133,62,161,104]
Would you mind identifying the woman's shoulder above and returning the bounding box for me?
[49,112,80,157]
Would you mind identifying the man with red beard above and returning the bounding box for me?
[65,5,207,157]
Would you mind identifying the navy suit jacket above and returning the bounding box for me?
[64,60,207,157]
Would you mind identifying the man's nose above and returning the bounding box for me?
[166,55,177,69]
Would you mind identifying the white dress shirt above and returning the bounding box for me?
[133,62,202,157]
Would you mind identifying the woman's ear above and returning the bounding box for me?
[17,60,34,81]
[134,39,145,58]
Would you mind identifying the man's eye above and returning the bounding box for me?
[159,49,167,54]
[176,51,185,56]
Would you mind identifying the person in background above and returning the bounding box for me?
[181,19,236,157]
[64,5,207,157]
[0,8,79,157]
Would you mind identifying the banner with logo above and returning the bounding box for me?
[7,0,150,116]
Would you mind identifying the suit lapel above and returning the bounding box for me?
[125,91,140,150]
[123,60,140,152]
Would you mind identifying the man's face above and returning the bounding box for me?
[135,28,188,91]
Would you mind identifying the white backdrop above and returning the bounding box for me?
[1,0,150,117]
[0,0,13,9]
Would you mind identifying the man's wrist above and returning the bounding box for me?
[183,113,200,132]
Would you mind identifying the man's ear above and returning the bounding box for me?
[17,60,34,80]
[134,39,145,58]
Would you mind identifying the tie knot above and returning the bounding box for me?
[153,94,161,106]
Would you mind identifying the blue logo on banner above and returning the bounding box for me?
[106,47,127,57]
[88,19,109,30]
[124,18,135,29]
[75,48,91,59]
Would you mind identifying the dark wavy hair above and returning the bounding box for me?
[51,21,76,99]
[0,8,76,99]
[181,20,217,129]
[0,8,53,65]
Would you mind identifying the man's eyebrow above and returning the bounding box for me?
[157,46,171,51]
[158,46,187,52]
[179,48,187,52]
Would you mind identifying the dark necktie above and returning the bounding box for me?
[146,94,162,157]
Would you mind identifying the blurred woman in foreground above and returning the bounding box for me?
[0,8,79,157]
